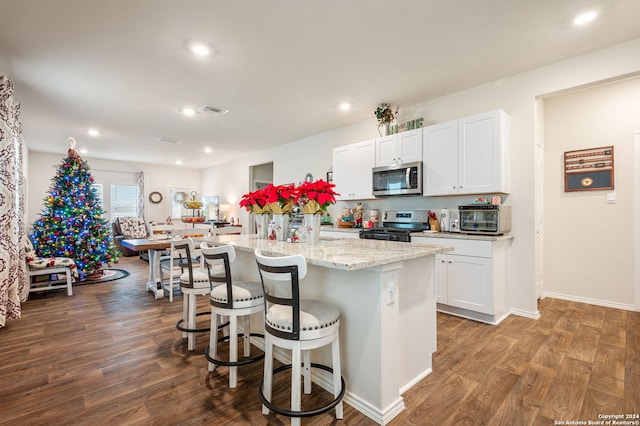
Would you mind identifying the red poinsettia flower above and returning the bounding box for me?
[239,189,269,213]
[263,184,296,207]
[295,179,339,214]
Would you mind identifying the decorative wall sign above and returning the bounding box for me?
[390,117,424,134]
[564,146,614,192]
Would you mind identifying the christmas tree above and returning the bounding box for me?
[30,138,119,277]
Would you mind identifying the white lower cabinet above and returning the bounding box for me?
[416,236,510,325]
[435,253,492,314]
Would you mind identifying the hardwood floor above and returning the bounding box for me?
[1,255,638,425]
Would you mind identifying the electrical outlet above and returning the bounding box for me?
[387,285,395,305]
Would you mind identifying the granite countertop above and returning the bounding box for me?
[321,226,513,241]
[410,231,515,242]
[211,234,452,271]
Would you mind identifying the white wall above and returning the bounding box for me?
[27,152,201,228]
[543,77,640,308]
[0,53,13,77]
[201,120,376,220]
[202,37,640,317]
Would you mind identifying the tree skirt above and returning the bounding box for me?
[76,269,130,285]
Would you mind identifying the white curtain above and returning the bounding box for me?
[136,171,144,219]
[0,73,28,327]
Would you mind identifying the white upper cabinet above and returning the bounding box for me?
[423,120,458,196]
[458,110,510,194]
[333,139,376,201]
[424,110,510,196]
[375,128,423,167]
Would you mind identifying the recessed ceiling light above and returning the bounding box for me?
[181,107,196,116]
[204,147,212,154]
[573,11,598,25]
[158,136,181,144]
[80,149,88,154]
[87,129,99,137]
[198,105,229,116]
[190,42,210,57]
[339,103,351,111]
[176,160,183,165]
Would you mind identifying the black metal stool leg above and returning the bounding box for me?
[258,363,346,419]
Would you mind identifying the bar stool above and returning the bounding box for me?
[173,237,213,351]
[254,248,345,425]
[201,243,265,388]
[160,229,203,302]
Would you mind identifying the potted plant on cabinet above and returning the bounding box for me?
[374,102,398,136]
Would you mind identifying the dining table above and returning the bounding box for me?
[122,229,237,299]
[121,237,173,298]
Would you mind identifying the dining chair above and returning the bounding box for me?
[148,223,175,238]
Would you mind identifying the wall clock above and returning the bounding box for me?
[149,191,163,204]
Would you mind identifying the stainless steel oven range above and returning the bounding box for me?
[359,209,430,242]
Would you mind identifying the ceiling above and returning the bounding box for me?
[2,0,640,169]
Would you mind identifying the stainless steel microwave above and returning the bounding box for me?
[372,161,422,197]
[459,204,511,235]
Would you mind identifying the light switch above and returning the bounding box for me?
[607,192,616,204]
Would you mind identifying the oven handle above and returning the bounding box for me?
[405,167,411,189]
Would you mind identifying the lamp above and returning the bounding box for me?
[219,204,231,222]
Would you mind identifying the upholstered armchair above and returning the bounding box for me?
[112,216,149,256]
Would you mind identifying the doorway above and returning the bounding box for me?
[248,162,273,233]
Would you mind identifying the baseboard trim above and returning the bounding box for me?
[543,292,636,311]
[510,307,540,320]
[400,364,432,395]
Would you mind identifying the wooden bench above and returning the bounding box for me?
[24,235,76,296]
[28,265,73,296]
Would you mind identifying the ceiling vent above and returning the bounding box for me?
[158,136,181,144]
[198,105,229,116]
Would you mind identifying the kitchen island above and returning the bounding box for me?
[210,234,452,425]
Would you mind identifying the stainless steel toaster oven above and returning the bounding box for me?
[458,205,511,235]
